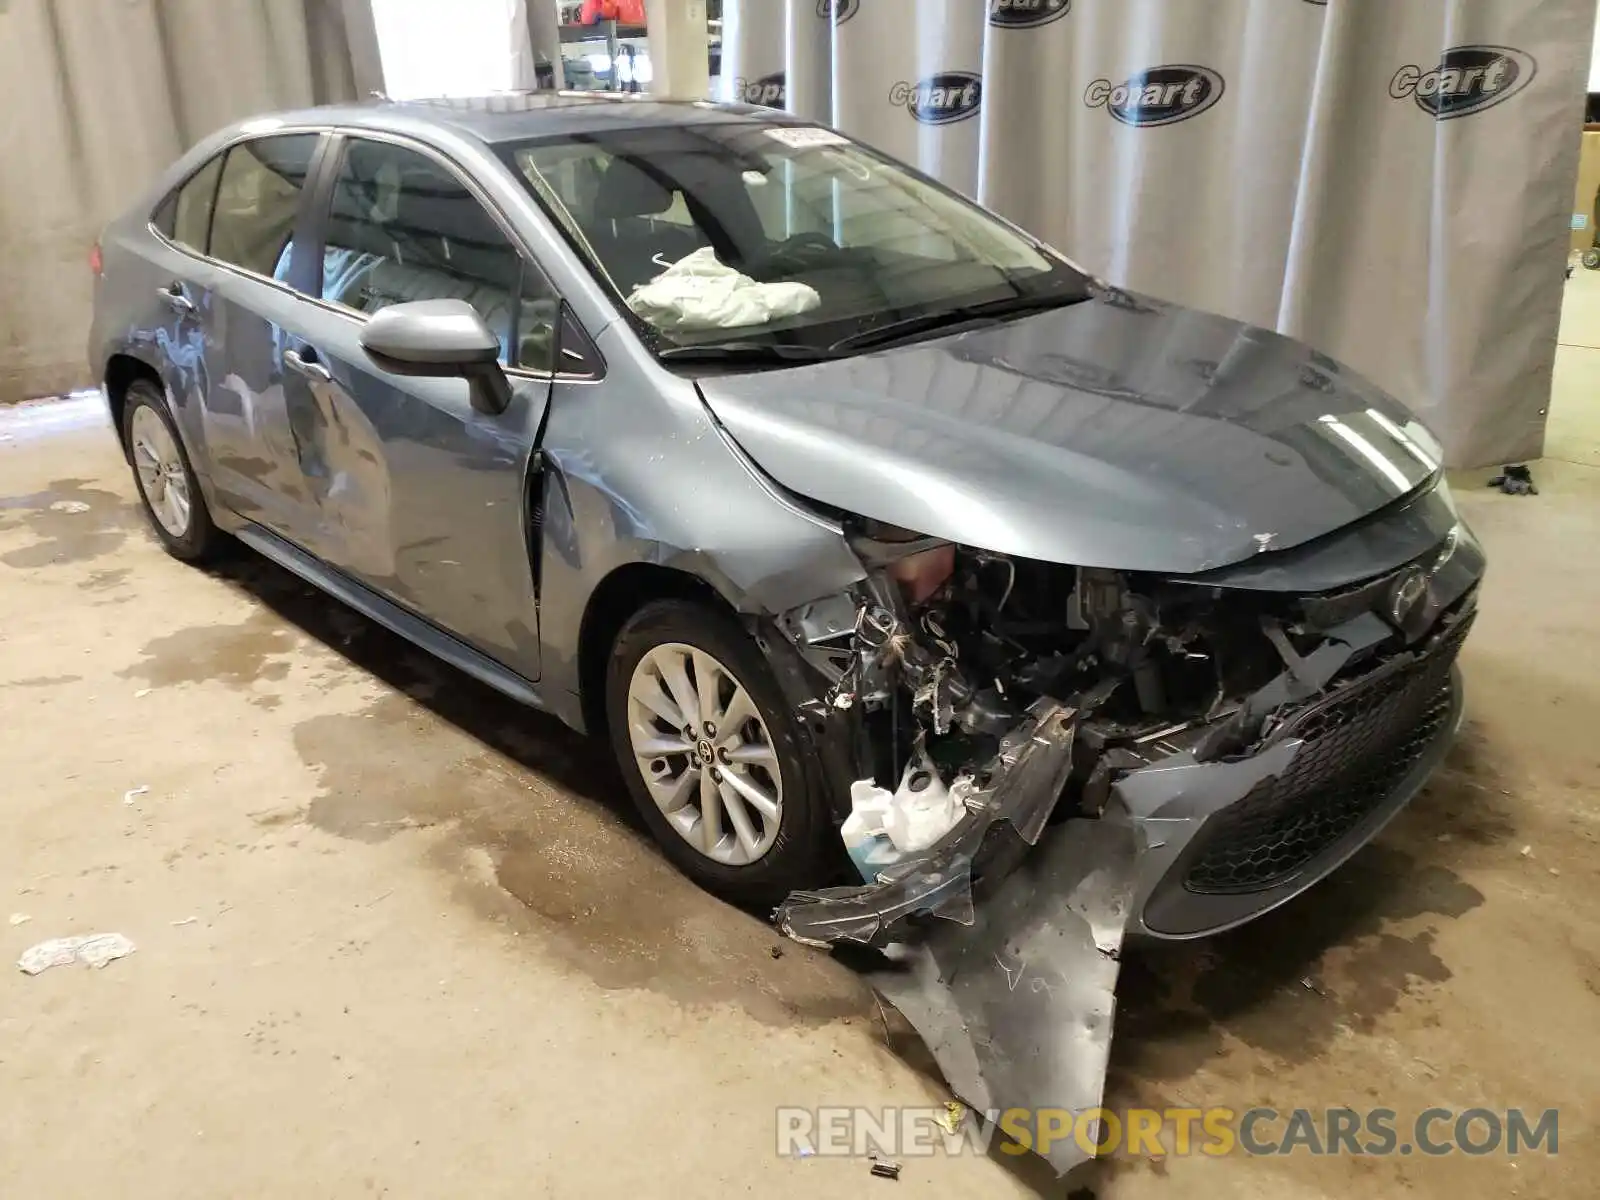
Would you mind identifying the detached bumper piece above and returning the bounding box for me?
[774,698,1077,947]
[865,814,1140,1177]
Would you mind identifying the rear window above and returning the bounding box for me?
[207,134,320,280]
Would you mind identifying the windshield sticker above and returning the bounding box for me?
[764,126,850,149]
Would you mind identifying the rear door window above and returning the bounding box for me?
[318,137,558,370]
[207,134,320,281]
[155,154,224,251]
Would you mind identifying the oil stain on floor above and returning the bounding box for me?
[0,479,140,569]
[141,551,878,1028]
[118,609,296,690]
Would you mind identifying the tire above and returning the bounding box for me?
[605,598,832,909]
[121,380,223,562]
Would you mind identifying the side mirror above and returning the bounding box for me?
[360,299,512,415]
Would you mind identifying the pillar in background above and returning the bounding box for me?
[511,0,566,90]
[644,0,708,99]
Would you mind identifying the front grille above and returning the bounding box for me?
[1183,611,1472,895]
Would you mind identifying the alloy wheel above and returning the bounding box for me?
[129,405,191,538]
[625,642,784,866]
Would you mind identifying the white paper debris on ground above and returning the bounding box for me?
[134,688,152,698]
[123,785,150,805]
[170,916,198,927]
[9,913,31,926]
[48,499,91,514]
[626,247,820,332]
[18,933,136,975]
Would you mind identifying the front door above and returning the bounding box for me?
[269,135,561,680]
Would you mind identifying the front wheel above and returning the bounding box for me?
[605,599,833,908]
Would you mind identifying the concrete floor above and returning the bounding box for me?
[3,280,1599,1198]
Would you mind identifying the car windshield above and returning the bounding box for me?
[497,120,1090,358]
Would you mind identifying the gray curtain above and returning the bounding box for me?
[721,0,1594,468]
[0,0,383,406]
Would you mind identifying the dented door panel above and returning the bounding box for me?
[279,311,547,678]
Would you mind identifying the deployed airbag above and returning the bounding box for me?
[626,247,820,331]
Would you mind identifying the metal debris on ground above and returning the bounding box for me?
[134,688,152,698]
[170,916,199,927]
[123,785,149,805]
[768,945,783,959]
[18,933,137,975]
[1487,463,1538,495]
[936,1101,965,1134]
[48,500,91,514]
[869,1159,902,1179]
[9,913,31,926]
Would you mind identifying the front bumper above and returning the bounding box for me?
[1128,664,1464,939]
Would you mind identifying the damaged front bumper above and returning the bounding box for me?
[769,526,1480,1176]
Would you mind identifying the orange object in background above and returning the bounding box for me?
[579,0,646,23]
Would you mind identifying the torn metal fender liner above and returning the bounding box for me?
[773,698,1077,947]
[865,814,1142,1177]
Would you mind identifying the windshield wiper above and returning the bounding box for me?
[827,290,1090,354]
[657,341,837,365]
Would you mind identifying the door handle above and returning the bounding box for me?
[283,348,333,384]
[157,284,195,316]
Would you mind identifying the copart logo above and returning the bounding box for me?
[989,0,1071,29]
[891,71,983,125]
[817,0,859,22]
[1390,45,1535,119]
[1084,65,1225,127]
[737,71,785,108]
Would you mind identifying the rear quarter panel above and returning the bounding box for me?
[88,131,240,501]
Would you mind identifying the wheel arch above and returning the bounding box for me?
[102,352,164,460]
[575,562,740,737]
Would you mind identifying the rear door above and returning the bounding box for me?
[152,133,330,540]
[266,132,565,679]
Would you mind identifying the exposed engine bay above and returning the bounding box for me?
[766,516,1481,1174]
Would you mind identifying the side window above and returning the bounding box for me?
[152,193,178,239]
[320,138,557,370]
[156,154,224,251]
[208,134,320,281]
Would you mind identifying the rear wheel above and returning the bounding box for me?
[121,381,222,562]
[605,599,832,908]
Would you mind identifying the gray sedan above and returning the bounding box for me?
[90,95,1480,1158]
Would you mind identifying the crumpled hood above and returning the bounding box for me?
[696,288,1442,574]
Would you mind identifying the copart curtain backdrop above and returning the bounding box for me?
[717,0,1592,467]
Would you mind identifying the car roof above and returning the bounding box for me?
[250,92,801,146]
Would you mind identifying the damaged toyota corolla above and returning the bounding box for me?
[92,97,1482,1174]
